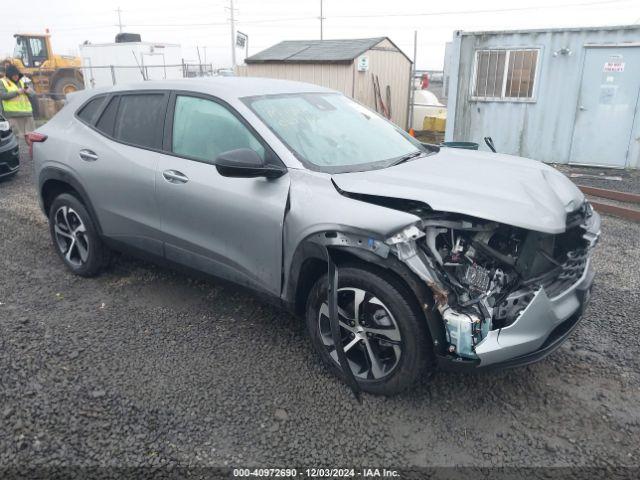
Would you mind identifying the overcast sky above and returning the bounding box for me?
[1,0,639,69]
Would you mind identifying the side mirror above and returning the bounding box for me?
[214,148,286,179]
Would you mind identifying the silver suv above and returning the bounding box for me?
[33,78,600,395]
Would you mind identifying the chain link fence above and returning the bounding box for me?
[15,63,220,121]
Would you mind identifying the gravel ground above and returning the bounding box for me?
[1,145,639,477]
[554,164,640,194]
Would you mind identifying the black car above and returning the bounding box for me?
[0,114,20,179]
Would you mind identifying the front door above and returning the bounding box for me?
[569,47,640,167]
[156,93,290,296]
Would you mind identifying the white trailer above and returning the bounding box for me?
[79,42,183,89]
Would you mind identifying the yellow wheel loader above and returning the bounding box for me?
[3,33,84,99]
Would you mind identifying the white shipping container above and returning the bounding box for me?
[80,42,183,89]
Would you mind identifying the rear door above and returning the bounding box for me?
[71,91,169,254]
[156,92,290,296]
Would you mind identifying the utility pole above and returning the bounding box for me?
[116,7,123,33]
[319,0,325,40]
[408,30,418,131]
[229,0,237,67]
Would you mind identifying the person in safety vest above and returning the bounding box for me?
[0,64,36,142]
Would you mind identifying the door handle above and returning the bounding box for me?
[162,169,189,184]
[79,149,98,161]
[579,105,587,111]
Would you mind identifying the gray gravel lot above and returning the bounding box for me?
[554,164,640,194]
[1,145,639,475]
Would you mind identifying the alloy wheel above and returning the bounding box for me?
[318,287,402,380]
[53,206,89,267]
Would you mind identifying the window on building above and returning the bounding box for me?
[473,49,539,100]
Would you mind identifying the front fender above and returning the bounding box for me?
[282,169,419,299]
[282,169,446,352]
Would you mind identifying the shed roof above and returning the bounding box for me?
[245,37,410,64]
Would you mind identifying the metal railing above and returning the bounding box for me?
[6,63,224,121]
[81,62,217,88]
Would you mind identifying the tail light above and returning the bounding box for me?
[26,132,47,157]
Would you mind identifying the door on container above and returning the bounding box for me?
[569,47,640,167]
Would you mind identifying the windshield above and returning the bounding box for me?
[243,93,428,172]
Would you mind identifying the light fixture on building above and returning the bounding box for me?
[553,48,572,57]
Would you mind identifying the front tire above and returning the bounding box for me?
[48,193,109,277]
[305,264,431,395]
[53,76,83,99]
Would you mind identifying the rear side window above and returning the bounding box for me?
[77,96,106,124]
[114,94,167,149]
[95,97,120,136]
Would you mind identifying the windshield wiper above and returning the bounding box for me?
[389,150,424,166]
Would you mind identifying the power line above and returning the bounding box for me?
[72,0,634,29]
[124,22,229,27]
[4,0,634,34]
[237,16,317,24]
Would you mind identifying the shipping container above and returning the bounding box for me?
[445,25,640,168]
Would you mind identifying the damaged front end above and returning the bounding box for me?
[385,202,601,368]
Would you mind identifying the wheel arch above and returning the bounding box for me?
[286,230,446,355]
[39,167,102,234]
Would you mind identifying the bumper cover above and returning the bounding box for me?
[437,210,600,371]
[474,260,594,367]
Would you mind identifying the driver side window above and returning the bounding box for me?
[172,95,265,164]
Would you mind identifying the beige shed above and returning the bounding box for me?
[237,37,412,129]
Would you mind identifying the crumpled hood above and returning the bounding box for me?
[332,148,585,234]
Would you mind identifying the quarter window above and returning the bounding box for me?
[77,96,106,125]
[95,97,119,136]
[114,94,167,149]
[473,49,539,100]
[172,95,265,163]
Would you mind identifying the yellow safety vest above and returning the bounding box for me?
[1,77,33,114]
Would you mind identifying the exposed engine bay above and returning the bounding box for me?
[385,202,597,360]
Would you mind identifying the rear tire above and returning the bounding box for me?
[48,193,109,277]
[305,264,430,395]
